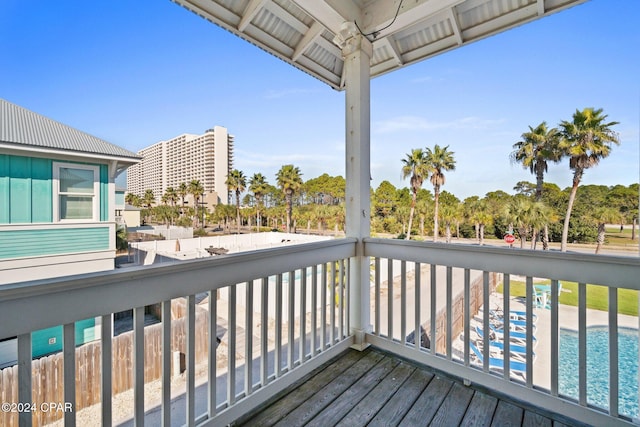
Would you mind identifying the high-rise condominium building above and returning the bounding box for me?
[127,126,234,205]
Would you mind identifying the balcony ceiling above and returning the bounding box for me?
[172,0,587,91]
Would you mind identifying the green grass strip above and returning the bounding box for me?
[496,280,638,317]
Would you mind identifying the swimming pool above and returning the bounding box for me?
[559,327,639,418]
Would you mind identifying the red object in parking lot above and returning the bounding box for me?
[504,234,515,244]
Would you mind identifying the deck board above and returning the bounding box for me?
[271,350,384,426]
[305,356,399,426]
[460,392,498,426]
[335,361,415,426]
[367,368,433,427]
[239,348,567,427]
[400,375,454,425]
[491,400,524,426]
[430,382,475,426]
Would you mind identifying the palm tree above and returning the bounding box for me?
[558,108,620,251]
[510,122,561,250]
[401,148,428,240]
[164,187,178,207]
[142,189,155,224]
[439,202,460,243]
[593,207,621,254]
[424,144,456,242]
[142,189,155,209]
[188,180,204,228]
[468,199,493,246]
[506,197,533,248]
[249,173,269,232]
[178,182,188,217]
[276,164,303,233]
[226,169,247,233]
[125,192,138,206]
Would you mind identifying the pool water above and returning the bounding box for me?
[559,327,639,418]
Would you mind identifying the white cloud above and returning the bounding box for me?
[374,115,506,133]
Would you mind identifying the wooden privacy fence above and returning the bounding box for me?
[427,272,498,354]
[0,299,212,427]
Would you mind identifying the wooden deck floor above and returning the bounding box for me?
[238,347,578,427]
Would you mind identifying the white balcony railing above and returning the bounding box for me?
[0,238,356,426]
[363,237,640,427]
[1,236,639,426]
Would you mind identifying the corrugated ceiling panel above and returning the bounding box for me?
[458,0,536,29]
[304,37,343,77]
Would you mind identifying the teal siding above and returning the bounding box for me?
[0,154,111,224]
[0,226,110,259]
[0,155,9,223]
[31,157,52,222]
[32,318,97,358]
[9,156,31,223]
[0,154,53,224]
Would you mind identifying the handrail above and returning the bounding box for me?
[364,237,640,290]
[0,237,357,339]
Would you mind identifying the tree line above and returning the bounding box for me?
[127,107,632,252]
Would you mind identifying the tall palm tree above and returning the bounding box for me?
[510,122,561,250]
[142,189,155,225]
[401,148,428,240]
[188,180,204,228]
[143,189,155,209]
[276,164,303,233]
[249,173,269,231]
[178,182,188,217]
[226,169,247,233]
[424,144,456,242]
[558,108,619,251]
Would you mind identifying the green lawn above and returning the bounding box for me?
[496,280,638,317]
[604,227,637,246]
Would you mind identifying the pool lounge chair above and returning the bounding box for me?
[489,320,536,335]
[474,326,532,357]
[476,325,537,346]
[488,309,537,323]
[469,341,527,376]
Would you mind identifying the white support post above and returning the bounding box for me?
[336,22,372,350]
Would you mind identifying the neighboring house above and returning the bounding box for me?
[122,204,142,228]
[0,99,140,284]
[0,98,140,361]
[115,187,141,227]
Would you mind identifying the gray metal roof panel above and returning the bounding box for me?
[0,98,140,161]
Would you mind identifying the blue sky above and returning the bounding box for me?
[1,0,638,200]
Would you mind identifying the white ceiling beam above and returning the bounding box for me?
[377,36,403,66]
[238,0,268,32]
[537,0,546,16]
[447,7,463,45]
[292,0,352,34]
[361,0,465,37]
[292,21,324,61]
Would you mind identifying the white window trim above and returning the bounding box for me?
[52,162,100,222]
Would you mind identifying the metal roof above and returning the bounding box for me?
[0,98,140,161]
[172,0,587,91]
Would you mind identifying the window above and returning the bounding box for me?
[53,162,100,221]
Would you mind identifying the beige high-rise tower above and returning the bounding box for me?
[127,126,234,205]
